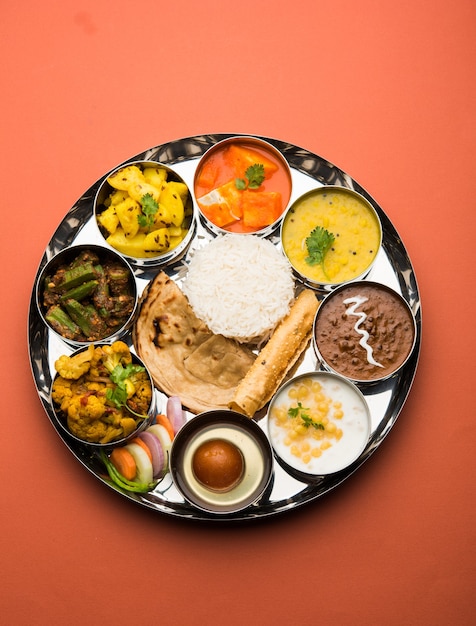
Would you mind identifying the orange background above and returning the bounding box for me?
[1,1,475,624]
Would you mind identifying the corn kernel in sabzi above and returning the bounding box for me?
[94,160,195,267]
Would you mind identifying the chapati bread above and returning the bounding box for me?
[229,289,320,418]
[133,271,256,414]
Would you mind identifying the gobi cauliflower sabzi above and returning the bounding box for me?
[51,341,152,444]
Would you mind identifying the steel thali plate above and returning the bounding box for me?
[28,134,421,522]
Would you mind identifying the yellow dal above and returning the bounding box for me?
[282,189,381,284]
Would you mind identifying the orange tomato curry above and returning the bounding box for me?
[194,141,292,233]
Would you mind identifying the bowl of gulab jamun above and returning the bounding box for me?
[170,409,273,514]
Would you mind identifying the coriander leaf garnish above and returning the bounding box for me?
[106,363,145,412]
[137,193,159,230]
[235,163,265,190]
[288,404,305,419]
[245,163,265,188]
[305,226,335,267]
[301,413,325,430]
[288,402,325,430]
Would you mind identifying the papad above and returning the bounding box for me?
[229,289,319,418]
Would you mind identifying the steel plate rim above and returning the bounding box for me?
[28,133,422,522]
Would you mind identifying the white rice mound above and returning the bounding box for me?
[183,234,295,343]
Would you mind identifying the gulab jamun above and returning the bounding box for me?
[192,439,244,492]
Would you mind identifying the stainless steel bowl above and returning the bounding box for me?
[94,160,196,268]
[280,186,382,292]
[313,280,417,384]
[170,410,273,515]
[49,342,156,449]
[267,371,371,479]
[193,136,292,237]
[36,244,138,348]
